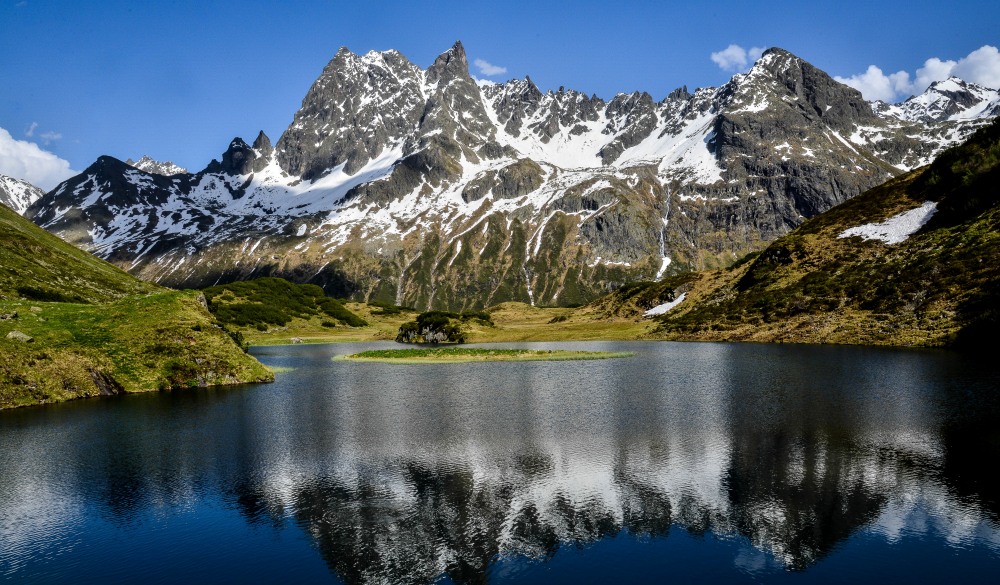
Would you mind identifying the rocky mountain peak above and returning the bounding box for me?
[204,136,268,175]
[876,77,1000,124]
[90,155,133,175]
[411,40,495,152]
[727,47,876,131]
[252,131,273,156]
[425,41,469,86]
[276,44,426,178]
[666,85,691,101]
[124,155,187,176]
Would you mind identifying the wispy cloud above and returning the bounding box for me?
[710,44,766,72]
[25,122,37,137]
[473,58,507,77]
[0,127,77,191]
[835,45,1000,102]
[39,131,63,144]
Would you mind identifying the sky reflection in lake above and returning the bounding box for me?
[2,341,999,584]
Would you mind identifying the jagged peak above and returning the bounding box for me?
[609,90,654,105]
[253,130,272,152]
[744,47,806,78]
[665,85,691,101]
[503,76,541,96]
[426,40,470,84]
[922,76,992,96]
[441,40,466,59]
[124,155,187,176]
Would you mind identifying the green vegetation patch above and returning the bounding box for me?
[203,277,367,329]
[340,347,634,363]
[396,310,494,344]
[1,291,273,408]
[1,204,156,303]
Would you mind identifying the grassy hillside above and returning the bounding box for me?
[1,204,271,409]
[600,119,1000,347]
[0,203,156,303]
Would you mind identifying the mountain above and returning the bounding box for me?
[0,202,271,408]
[125,155,187,176]
[27,44,998,311]
[593,118,1000,347]
[875,77,1000,123]
[0,174,45,214]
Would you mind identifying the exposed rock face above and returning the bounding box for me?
[88,368,125,396]
[277,47,427,178]
[204,135,272,175]
[28,44,1000,310]
[0,174,45,215]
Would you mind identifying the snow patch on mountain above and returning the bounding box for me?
[644,292,687,316]
[838,201,937,245]
[0,174,45,214]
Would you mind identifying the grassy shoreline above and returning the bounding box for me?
[240,301,654,346]
[337,348,635,364]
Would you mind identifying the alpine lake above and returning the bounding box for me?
[2,341,999,584]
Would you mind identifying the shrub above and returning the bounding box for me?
[396,311,467,344]
[16,285,86,303]
[202,277,366,329]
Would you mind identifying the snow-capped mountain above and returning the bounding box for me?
[27,43,997,310]
[0,174,45,215]
[875,77,1000,123]
[124,155,187,176]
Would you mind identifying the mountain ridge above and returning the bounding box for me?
[27,43,999,310]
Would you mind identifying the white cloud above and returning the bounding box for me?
[473,58,507,77]
[836,45,1000,102]
[834,65,912,103]
[948,45,1000,89]
[0,127,78,191]
[25,122,37,137]
[710,44,767,72]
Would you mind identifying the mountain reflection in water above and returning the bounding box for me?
[1,341,998,584]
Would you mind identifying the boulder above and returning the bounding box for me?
[6,330,34,343]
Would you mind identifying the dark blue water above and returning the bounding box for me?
[2,341,999,584]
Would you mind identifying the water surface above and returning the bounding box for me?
[2,341,999,583]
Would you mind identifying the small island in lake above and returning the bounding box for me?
[339,348,634,363]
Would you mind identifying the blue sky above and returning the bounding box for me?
[1,0,998,190]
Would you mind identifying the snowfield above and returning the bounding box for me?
[838,201,938,245]
[645,293,687,316]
